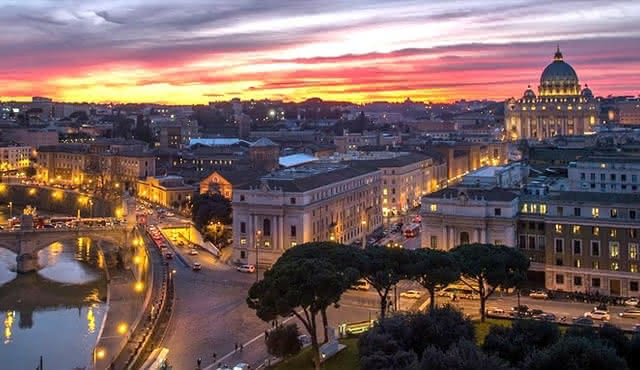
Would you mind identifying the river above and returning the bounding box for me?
[0,235,109,369]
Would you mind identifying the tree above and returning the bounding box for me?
[275,242,361,343]
[409,249,460,310]
[191,193,232,228]
[629,334,640,370]
[24,166,36,178]
[420,340,511,370]
[450,243,530,321]
[247,258,345,370]
[359,306,474,369]
[266,324,302,359]
[360,246,410,318]
[522,336,628,370]
[483,319,560,365]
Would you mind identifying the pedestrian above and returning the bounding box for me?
[240,343,244,352]
[265,330,269,340]
[213,352,217,361]
[197,357,202,369]
[235,343,238,352]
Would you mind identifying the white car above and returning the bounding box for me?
[233,364,250,370]
[192,262,202,271]
[529,291,549,299]
[487,307,506,316]
[166,212,175,217]
[400,290,421,299]
[189,249,198,255]
[625,297,639,306]
[236,264,256,273]
[584,310,610,321]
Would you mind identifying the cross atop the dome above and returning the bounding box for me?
[554,44,563,62]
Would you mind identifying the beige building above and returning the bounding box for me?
[232,164,382,266]
[136,176,194,209]
[0,143,32,171]
[505,47,599,140]
[199,169,263,199]
[568,156,640,193]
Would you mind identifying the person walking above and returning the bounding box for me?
[240,343,244,352]
[235,343,239,352]
[197,357,202,369]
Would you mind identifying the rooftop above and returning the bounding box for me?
[279,153,318,168]
[424,187,519,202]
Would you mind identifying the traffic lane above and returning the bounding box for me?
[162,263,269,370]
[444,294,640,329]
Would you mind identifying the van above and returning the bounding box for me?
[350,279,370,291]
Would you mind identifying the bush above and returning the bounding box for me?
[359,306,474,369]
[420,340,510,370]
[483,319,560,365]
[265,324,302,359]
[629,334,640,370]
[597,323,630,360]
[521,336,628,370]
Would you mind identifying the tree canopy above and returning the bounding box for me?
[409,248,460,310]
[359,246,411,318]
[191,193,232,228]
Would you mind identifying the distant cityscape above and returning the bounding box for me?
[2,36,640,370]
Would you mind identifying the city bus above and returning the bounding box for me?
[403,223,420,238]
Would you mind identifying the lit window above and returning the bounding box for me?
[592,226,600,236]
[264,240,270,248]
[240,238,247,245]
[290,241,297,248]
[610,242,620,258]
[630,243,638,260]
[611,262,620,271]
[572,225,581,234]
[530,203,538,214]
[592,208,600,218]
[540,204,547,214]
[555,224,563,233]
[430,204,437,212]
[632,264,639,273]
[600,163,606,169]
[610,229,617,238]
[521,204,529,213]
[383,188,388,195]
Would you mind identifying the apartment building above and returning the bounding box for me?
[568,156,640,193]
[136,176,195,209]
[0,143,32,171]
[232,163,382,266]
[421,179,640,297]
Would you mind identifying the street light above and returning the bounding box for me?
[117,323,128,335]
[255,230,262,282]
[8,201,12,219]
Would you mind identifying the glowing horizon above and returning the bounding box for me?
[1,0,640,105]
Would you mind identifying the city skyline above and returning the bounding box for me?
[2,0,640,104]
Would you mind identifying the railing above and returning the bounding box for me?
[0,224,127,234]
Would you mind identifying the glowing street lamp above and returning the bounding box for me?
[134,281,144,292]
[117,323,128,335]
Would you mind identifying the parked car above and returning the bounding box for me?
[533,312,557,321]
[165,252,173,259]
[619,309,640,318]
[350,279,370,291]
[573,317,594,326]
[633,324,640,333]
[625,297,640,306]
[400,290,421,299]
[233,363,250,370]
[189,249,198,256]
[236,264,256,273]
[487,308,506,316]
[529,290,549,299]
[584,309,610,321]
[192,262,202,271]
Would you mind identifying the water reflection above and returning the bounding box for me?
[0,238,109,369]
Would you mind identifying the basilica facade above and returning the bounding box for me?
[505,47,599,141]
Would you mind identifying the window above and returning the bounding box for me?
[495,240,503,245]
[537,235,546,250]
[460,232,470,245]
[557,207,564,216]
[240,250,246,259]
[290,241,297,248]
[631,264,638,273]
[264,240,270,248]
[430,235,438,249]
[580,172,585,180]
[555,238,564,253]
[631,281,639,292]
[633,174,638,183]
[290,225,296,237]
[630,243,638,260]
[601,173,606,181]
[519,235,526,249]
[631,229,638,238]
[574,276,583,286]
[430,204,437,212]
[610,242,620,258]
[555,224,563,233]
[592,261,600,270]
[590,173,596,180]
[240,195,245,201]
[622,174,627,182]
[591,241,600,256]
[290,197,296,204]
[592,208,599,218]
[610,229,617,238]
[592,226,600,236]
[540,204,547,214]
[263,219,271,236]
[529,235,536,250]
[573,240,582,255]
[631,210,637,220]
[240,222,246,233]
[611,262,620,271]
[592,278,601,288]
[574,207,581,216]
[494,208,501,216]
[611,209,617,218]
[572,225,581,234]
[555,274,565,284]
[240,238,247,245]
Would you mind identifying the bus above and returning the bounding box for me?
[403,223,420,238]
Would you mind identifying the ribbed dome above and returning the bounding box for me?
[523,85,536,98]
[538,46,580,96]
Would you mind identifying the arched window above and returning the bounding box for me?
[460,231,470,245]
[263,218,271,236]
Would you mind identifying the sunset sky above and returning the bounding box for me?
[1,0,640,104]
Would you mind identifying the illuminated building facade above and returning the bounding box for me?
[505,47,599,140]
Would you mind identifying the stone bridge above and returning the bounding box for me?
[0,221,135,273]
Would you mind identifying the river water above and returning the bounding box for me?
[0,234,109,369]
